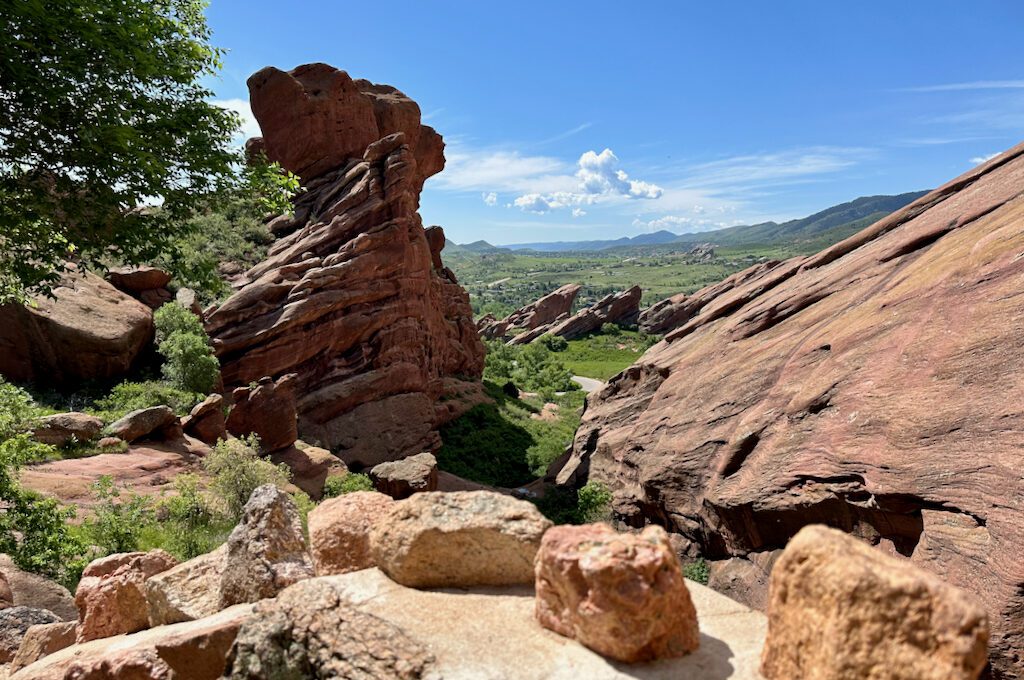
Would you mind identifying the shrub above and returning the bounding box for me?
[322,473,374,498]
[153,302,220,394]
[0,378,39,440]
[0,434,87,588]
[202,436,291,520]
[154,473,221,559]
[82,476,154,554]
[94,380,203,417]
[601,322,622,335]
[539,334,568,352]
[683,558,710,585]
[575,481,613,523]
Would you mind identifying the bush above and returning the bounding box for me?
[94,380,203,417]
[575,481,613,523]
[153,473,221,559]
[600,322,622,335]
[0,378,40,440]
[153,302,220,394]
[683,558,710,585]
[82,476,154,554]
[539,334,568,352]
[202,436,291,519]
[483,340,578,395]
[322,473,374,498]
[0,434,87,588]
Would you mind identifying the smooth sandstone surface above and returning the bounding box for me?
[308,491,395,576]
[560,142,1024,678]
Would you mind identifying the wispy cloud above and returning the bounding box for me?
[901,80,1024,93]
[533,122,593,146]
[481,191,498,206]
[432,145,572,194]
[676,147,872,192]
[969,152,1000,165]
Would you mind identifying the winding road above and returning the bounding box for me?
[571,375,606,393]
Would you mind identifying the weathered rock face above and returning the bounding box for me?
[0,607,62,663]
[0,555,77,621]
[0,270,153,384]
[268,442,346,499]
[559,142,1024,677]
[146,545,228,627]
[511,285,642,345]
[180,394,226,445]
[31,412,104,447]
[107,266,174,309]
[480,284,581,340]
[223,576,436,679]
[224,374,297,452]
[761,525,989,680]
[370,491,552,587]
[206,64,484,468]
[75,550,178,642]
[9,620,77,672]
[370,452,438,499]
[218,485,314,608]
[106,405,178,443]
[535,524,699,663]
[308,491,395,576]
[0,571,12,610]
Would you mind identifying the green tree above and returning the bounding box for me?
[0,0,239,303]
[202,436,291,520]
[153,302,220,394]
[83,476,154,554]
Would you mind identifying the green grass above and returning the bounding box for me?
[559,329,659,380]
[436,382,584,488]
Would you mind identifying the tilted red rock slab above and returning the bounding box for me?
[558,141,1024,678]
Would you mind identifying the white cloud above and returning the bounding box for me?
[902,80,1024,93]
[212,98,261,142]
[482,191,498,206]
[433,147,573,194]
[631,214,744,234]
[969,152,1000,165]
[572,208,587,218]
[680,147,869,190]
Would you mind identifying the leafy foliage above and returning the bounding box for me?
[483,341,578,399]
[0,0,240,303]
[0,378,41,440]
[151,473,223,559]
[323,473,374,498]
[202,436,291,520]
[559,328,659,381]
[153,302,220,394]
[683,558,710,585]
[94,380,204,418]
[82,476,154,554]
[575,481,613,523]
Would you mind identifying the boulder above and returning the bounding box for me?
[106,405,177,443]
[559,140,1024,678]
[206,64,484,469]
[11,604,253,680]
[0,270,153,385]
[8,620,77,672]
[706,550,781,612]
[0,607,61,663]
[223,576,436,679]
[0,571,11,609]
[369,491,551,587]
[0,555,76,621]
[225,374,297,452]
[308,491,395,576]
[369,452,438,499]
[31,412,104,447]
[761,525,989,680]
[180,394,226,445]
[145,545,228,626]
[269,442,346,499]
[219,485,314,607]
[535,524,700,663]
[75,550,178,642]
[511,286,641,345]
[480,284,581,340]
[107,266,172,293]
[175,287,203,317]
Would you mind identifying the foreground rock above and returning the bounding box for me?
[511,286,642,344]
[11,604,253,680]
[0,607,62,663]
[0,556,76,621]
[761,525,988,680]
[106,405,178,443]
[75,550,178,642]
[206,64,484,468]
[219,486,313,607]
[8,621,77,672]
[560,142,1024,677]
[535,524,699,663]
[268,442,346,499]
[225,374,297,452]
[223,577,436,679]
[0,270,153,384]
[309,491,395,575]
[370,491,551,587]
[180,394,226,445]
[480,284,581,339]
[370,452,438,499]
[31,412,103,447]
[146,545,228,626]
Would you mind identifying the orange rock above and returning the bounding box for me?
[75,550,178,642]
[534,524,699,663]
[308,491,395,576]
[225,375,297,452]
[761,525,989,680]
[480,284,581,340]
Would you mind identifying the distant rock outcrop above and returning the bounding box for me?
[557,142,1024,677]
[511,285,642,345]
[0,269,153,385]
[479,283,581,340]
[205,64,485,468]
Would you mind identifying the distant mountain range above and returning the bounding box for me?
[470,192,928,253]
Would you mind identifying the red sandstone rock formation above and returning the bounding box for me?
[479,283,581,340]
[510,285,642,345]
[205,64,485,468]
[557,142,1024,678]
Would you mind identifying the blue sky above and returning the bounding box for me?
[205,1,1024,245]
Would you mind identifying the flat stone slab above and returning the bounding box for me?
[326,568,766,679]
